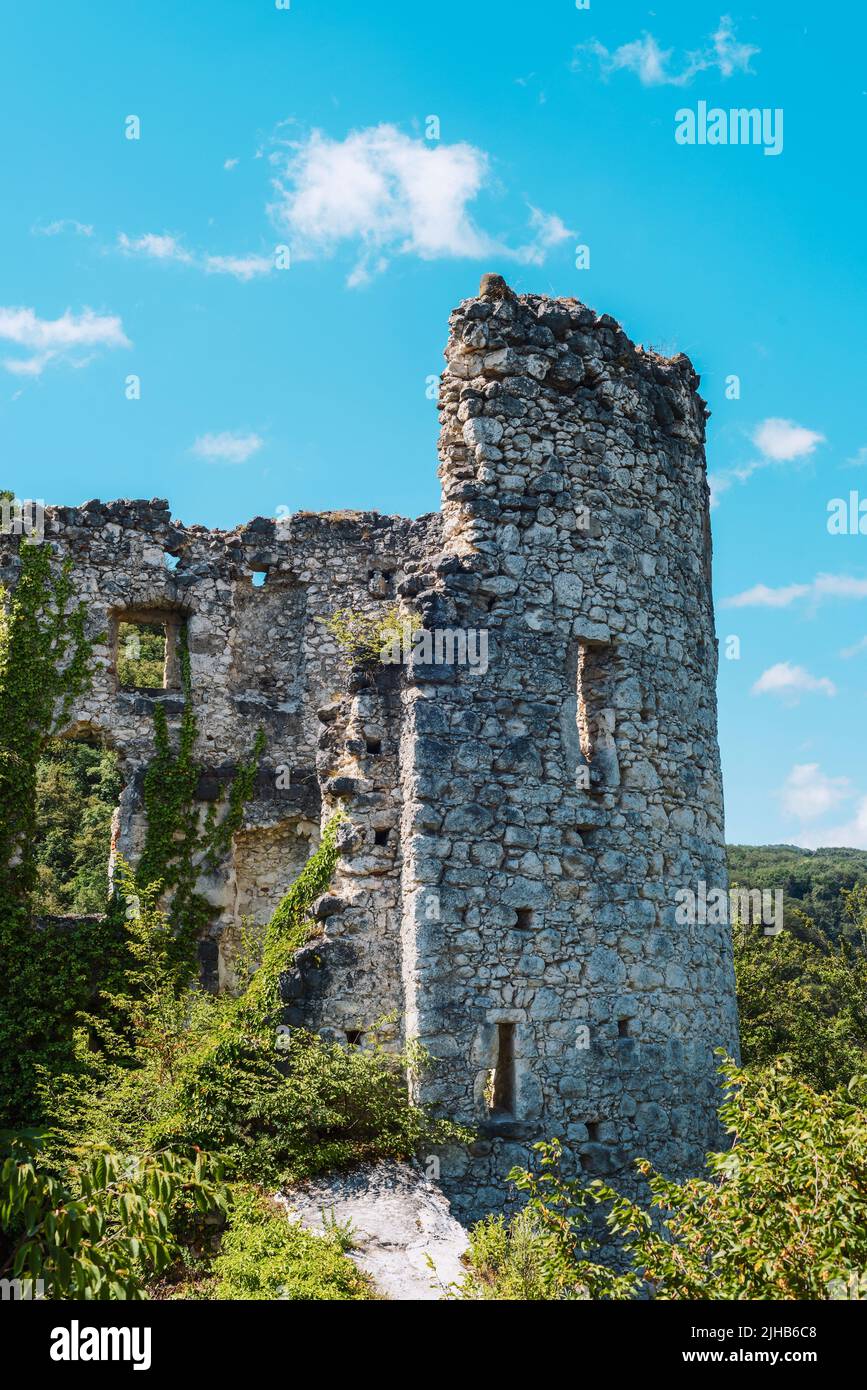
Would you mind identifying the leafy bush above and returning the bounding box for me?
[212,1186,370,1300]
[0,1132,228,1300]
[154,1027,463,1186]
[323,605,420,668]
[461,1059,867,1301]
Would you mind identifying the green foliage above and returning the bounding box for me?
[323,605,420,667]
[464,1060,867,1301]
[116,621,165,689]
[238,811,343,1032]
[33,739,122,915]
[600,1059,867,1300]
[0,542,114,1119]
[727,843,867,947]
[212,1186,370,1300]
[735,909,867,1091]
[135,628,265,983]
[153,1024,463,1187]
[0,1131,228,1300]
[0,540,96,900]
[457,1140,628,1301]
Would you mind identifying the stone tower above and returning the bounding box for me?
[3,275,738,1221]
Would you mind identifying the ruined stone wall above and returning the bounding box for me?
[2,275,738,1222]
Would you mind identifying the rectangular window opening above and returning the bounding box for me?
[117,620,167,690]
[491,1022,516,1116]
[576,640,619,789]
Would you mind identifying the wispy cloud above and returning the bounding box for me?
[574,15,758,87]
[190,431,264,464]
[780,763,851,821]
[0,305,130,376]
[119,232,194,264]
[751,662,836,700]
[794,797,867,850]
[119,232,273,281]
[724,574,867,609]
[710,416,826,505]
[203,253,274,281]
[33,219,94,238]
[840,635,867,659]
[269,123,574,287]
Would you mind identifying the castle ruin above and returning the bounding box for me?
[3,275,739,1220]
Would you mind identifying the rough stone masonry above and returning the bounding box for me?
[2,275,739,1222]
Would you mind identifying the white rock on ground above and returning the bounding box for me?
[281,1161,470,1300]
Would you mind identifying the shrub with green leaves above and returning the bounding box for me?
[323,605,420,668]
[0,1132,228,1300]
[212,1186,370,1300]
[460,1059,867,1301]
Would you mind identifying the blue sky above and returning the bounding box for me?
[1,0,866,849]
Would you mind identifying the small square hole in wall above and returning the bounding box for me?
[514,907,534,930]
[346,1029,364,1048]
[251,570,267,588]
[366,737,382,755]
[374,828,390,846]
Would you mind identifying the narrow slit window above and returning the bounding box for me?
[491,1023,516,1115]
[576,640,620,789]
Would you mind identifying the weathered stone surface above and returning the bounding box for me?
[282,1161,469,1300]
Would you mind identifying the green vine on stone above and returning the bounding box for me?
[134,625,266,984]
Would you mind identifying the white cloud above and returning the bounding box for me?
[204,253,273,281]
[752,417,825,461]
[119,232,272,281]
[724,573,867,609]
[840,635,867,659]
[713,416,826,501]
[0,305,130,376]
[33,219,94,238]
[723,581,811,609]
[575,15,758,87]
[751,662,836,700]
[780,763,851,821]
[191,431,264,465]
[269,123,573,286]
[793,795,867,850]
[118,232,194,264]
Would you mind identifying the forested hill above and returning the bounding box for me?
[726,844,867,944]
